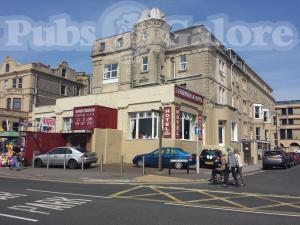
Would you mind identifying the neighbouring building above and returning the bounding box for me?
[275,100,300,152]
[30,8,275,165]
[0,56,90,131]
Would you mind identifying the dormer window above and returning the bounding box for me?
[117,38,123,48]
[142,31,148,41]
[100,42,105,51]
[5,63,10,72]
[61,68,66,78]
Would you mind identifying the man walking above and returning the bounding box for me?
[223,148,239,187]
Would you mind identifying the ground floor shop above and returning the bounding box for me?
[29,84,266,164]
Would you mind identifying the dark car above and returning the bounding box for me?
[199,149,223,169]
[263,150,289,170]
[132,147,196,169]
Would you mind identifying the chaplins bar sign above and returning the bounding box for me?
[174,86,203,105]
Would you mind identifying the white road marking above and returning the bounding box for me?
[0,212,38,222]
[0,191,27,200]
[165,202,300,218]
[26,189,112,199]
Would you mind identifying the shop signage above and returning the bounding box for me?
[174,86,203,105]
[72,106,96,130]
[163,106,172,138]
[198,112,203,141]
[175,107,181,139]
[40,118,56,133]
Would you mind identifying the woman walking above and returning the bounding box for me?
[234,148,245,186]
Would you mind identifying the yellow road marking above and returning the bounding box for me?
[149,186,184,203]
[253,200,300,210]
[124,190,193,198]
[186,193,251,203]
[110,185,144,198]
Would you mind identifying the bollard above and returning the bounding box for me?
[81,154,84,171]
[187,163,189,174]
[100,154,103,173]
[142,156,145,175]
[168,161,171,176]
[47,154,49,169]
[32,153,35,168]
[120,155,123,174]
[63,154,66,170]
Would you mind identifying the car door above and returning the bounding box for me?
[47,148,61,165]
[55,148,68,166]
[162,148,175,167]
[148,149,159,167]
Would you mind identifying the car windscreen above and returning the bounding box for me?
[74,147,88,153]
[265,151,281,156]
[201,150,220,156]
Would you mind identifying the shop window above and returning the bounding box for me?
[13,122,19,131]
[218,120,226,146]
[179,112,195,140]
[180,55,187,71]
[129,111,158,139]
[63,117,73,131]
[13,98,21,111]
[142,56,149,72]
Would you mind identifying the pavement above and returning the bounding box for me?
[0,162,263,184]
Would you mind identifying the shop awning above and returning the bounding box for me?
[0,131,20,138]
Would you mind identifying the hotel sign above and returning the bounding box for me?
[163,106,172,138]
[174,86,203,105]
[175,107,181,139]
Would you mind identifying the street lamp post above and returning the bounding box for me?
[275,108,279,148]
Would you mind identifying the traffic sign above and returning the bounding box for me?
[195,127,201,135]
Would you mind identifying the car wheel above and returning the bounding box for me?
[68,159,78,169]
[174,162,183,170]
[262,165,268,170]
[84,163,91,168]
[35,159,43,168]
[137,160,143,168]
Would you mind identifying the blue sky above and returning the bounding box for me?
[0,0,299,100]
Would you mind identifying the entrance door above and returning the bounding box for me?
[242,141,251,164]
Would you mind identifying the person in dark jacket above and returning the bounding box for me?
[223,148,239,187]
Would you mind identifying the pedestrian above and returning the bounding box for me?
[223,148,239,187]
[10,144,21,171]
[234,148,245,187]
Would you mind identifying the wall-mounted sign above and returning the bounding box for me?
[174,86,203,105]
[163,106,172,138]
[175,107,181,139]
[40,118,56,133]
[198,112,203,141]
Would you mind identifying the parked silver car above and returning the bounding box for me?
[34,147,98,169]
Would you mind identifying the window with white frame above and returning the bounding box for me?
[219,59,225,76]
[129,112,159,139]
[142,56,149,72]
[180,55,187,71]
[18,77,23,88]
[12,78,17,88]
[254,104,262,119]
[231,122,238,142]
[218,86,226,105]
[104,64,118,79]
[263,109,270,122]
[63,117,73,131]
[179,112,195,140]
[218,120,226,146]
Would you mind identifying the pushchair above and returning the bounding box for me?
[211,167,225,184]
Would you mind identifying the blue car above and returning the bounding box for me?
[132,147,196,169]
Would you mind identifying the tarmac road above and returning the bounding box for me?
[0,165,299,225]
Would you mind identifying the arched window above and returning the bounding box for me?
[61,68,66,78]
[5,63,9,73]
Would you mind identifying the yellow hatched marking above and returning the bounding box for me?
[149,186,184,203]
[110,185,144,198]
